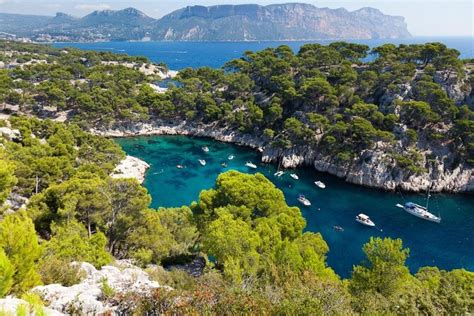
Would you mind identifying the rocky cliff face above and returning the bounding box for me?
[91,119,473,193]
[0,3,411,42]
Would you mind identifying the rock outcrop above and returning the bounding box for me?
[32,261,164,315]
[111,155,150,184]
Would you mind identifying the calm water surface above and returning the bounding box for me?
[116,135,474,278]
[52,36,474,70]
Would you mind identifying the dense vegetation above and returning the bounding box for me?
[1,40,473,181]
[0,41,473,313]
[0,118,472,314]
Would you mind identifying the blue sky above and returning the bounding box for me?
[0,0,472,36]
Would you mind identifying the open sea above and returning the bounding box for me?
[52,36,474,70]
[51,38,474,278]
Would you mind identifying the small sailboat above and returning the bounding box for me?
[290,173,299,180]
[297,194,311,206]
[245,162,257,169]
[202,146,209,153]
[314,181,326,189]
[221,162,228,168]
[396,187,441,223]
[333,225,344,232]
[274,170,285,177]
[228,154,234,160]
[355,213,375,227]
[198,159,206,166]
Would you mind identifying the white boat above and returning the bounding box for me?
[176,164,184,169]
[355,213,375,227]
[396,202,441,223]
[202,146,209,153]
[297,194,311,206]
[314,181,326,189]
[274,170,284,177]
[290,173,299,180]
[228,154,234,160]
[198,159,206,166]
[245,162,257,169]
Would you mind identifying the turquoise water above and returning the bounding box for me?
[116,135,474,278]
[52,36,474,70]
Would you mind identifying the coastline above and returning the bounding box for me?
[93,121,474,194]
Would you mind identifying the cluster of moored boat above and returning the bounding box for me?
[193,146,442,226]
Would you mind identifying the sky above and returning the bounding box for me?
[0,0,472,36]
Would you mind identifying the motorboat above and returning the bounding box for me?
[290,173,299,180]
[333,225,344,232]
[297,194,311,206]
[245,162,257,169]
[314,181,326,189]
[176,165,184,169]
[274,170,284,177]
[355,213,375,227]
[221,162,228,168]
[396,202,441,223]
[202,146,209,153]
[228,154,234,160]
[198,159,206,166]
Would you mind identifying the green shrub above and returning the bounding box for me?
[0,211,42,295]
[38,257,85,286]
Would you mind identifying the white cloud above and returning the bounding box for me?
[74,4,111,11]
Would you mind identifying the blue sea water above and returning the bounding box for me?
[116,135,474,278]
[52,36,474,70]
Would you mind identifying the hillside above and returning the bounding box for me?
[0,3,410,42]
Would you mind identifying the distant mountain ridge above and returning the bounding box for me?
[0,3,411,42]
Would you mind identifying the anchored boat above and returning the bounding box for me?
[397,187,441,223]
[202,146,209,152]
[297,194,311,206]
[397,202,441,223]
[245,162,257,169]
[290,173,299,180]
[198,159,206,166]
[355,213,375,227]
[314,181,326,189]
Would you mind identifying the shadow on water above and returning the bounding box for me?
[116,135,474,278]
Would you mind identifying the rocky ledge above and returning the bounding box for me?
[93,121,473,193]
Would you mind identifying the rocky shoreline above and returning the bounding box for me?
[92,120,473,193]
